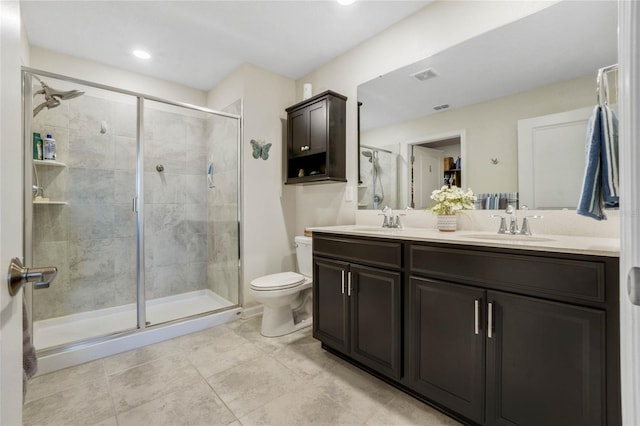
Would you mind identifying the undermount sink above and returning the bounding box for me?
[464,233,555,243]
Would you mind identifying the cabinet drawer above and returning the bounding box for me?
[313,235,402,269]
[410,244,606,304]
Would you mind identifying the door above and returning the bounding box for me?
[313,257,349,353]
[619,3,640,425]
[307,99,327,154]
[350,264,402,379]
[517,107,593,209]
[1,1,25,423]
[288,107,308,157]
[485,291,605,426]
[411,145,443,209]
[407,277,485,424]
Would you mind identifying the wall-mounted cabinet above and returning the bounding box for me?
[285,90,347,184]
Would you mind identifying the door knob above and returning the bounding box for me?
[6,257,57,296]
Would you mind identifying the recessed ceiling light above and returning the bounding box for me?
[132,49,151,60]
[337,0,356,5]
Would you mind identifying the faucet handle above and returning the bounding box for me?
[519,215,543,235]
[489,214,508,234]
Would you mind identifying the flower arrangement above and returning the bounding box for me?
[429,186,476,216]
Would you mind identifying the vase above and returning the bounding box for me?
[437,214,457,232]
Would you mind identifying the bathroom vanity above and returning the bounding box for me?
[311,227,620,426]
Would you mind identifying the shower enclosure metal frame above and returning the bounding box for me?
[22,67,243,356]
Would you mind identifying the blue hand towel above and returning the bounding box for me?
[577,105,619,220]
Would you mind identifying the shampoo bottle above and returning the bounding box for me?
[33,132,43,160]
[43,133,56,161]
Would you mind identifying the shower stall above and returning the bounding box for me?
[358,145,398,209]
[22,69,241,366]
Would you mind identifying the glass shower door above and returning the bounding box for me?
[142,99,239,326]
[28,73,139,350]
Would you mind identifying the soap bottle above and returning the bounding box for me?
[43,133,56,161]
[33,132,43,160]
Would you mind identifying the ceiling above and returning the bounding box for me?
[358,0,618,132]
[20,0,431,91]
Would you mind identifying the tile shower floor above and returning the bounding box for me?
[23,316,461,426]
[34,290,234,349]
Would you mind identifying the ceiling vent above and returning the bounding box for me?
[410,67,438,82]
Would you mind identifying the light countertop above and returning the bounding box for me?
[309,225,620,257]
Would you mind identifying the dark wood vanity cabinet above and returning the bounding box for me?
[407,243,618,426]
[313,235,402,378]
[285,90,347,184]
[407,277,485,423]
[313,232,620,426]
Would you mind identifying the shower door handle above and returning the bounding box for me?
[6,257,58,296]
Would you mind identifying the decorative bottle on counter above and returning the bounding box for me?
[43,133,56,160]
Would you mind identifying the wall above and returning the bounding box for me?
[361,74,593,194]
[294,1,557,232]
[29,47,206,106]
[208,63,296,306]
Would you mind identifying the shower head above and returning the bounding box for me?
[33,79,84,117]
[362,150,373,163]
[35,81,85,101]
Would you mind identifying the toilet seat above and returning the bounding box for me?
[250,271,306,292]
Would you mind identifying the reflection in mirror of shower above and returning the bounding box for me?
[359,147,398,209]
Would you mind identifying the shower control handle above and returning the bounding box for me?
[6,257,57,296]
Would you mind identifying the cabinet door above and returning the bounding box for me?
[486,291,605,426]
[350,264,402,379]
[407,277,485,424]
[307,99,327,154]
[313,257,349,353]
[289,107,308,157]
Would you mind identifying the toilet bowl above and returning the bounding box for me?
[250,236,313,337]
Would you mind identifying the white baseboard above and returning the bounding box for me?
[241,304,263,319]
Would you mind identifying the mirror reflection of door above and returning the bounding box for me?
[410,136,461,209]
[411,146,443,209]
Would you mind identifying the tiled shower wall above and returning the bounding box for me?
[32,91,239,322]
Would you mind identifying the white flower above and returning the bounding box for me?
[429,186,476,215]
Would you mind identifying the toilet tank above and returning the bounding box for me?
[294,236,313,278]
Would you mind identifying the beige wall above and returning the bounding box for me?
[208,63,296,306]
[294,0,556,232]
[361,74,594,194]
[30,47,207,106]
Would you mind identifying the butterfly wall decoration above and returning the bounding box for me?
[250,139,272,161]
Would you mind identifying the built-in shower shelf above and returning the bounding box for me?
[34,160,67,168]
[33,200,68,205]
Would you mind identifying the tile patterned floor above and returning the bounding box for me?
[23,317,462,426]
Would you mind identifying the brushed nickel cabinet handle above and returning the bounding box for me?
[341,269,345,295]
[347,271,352,296]
[474,299,480,335]
[487,302,493,339]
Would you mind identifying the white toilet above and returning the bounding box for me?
[250,236,313,337]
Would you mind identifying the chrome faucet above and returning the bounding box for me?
[491,205,543,235]
[506,205,518,234]
[379,206,404,229]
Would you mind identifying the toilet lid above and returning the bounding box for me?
[250,272,306,291]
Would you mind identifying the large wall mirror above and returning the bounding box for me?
[357,1,617,210]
